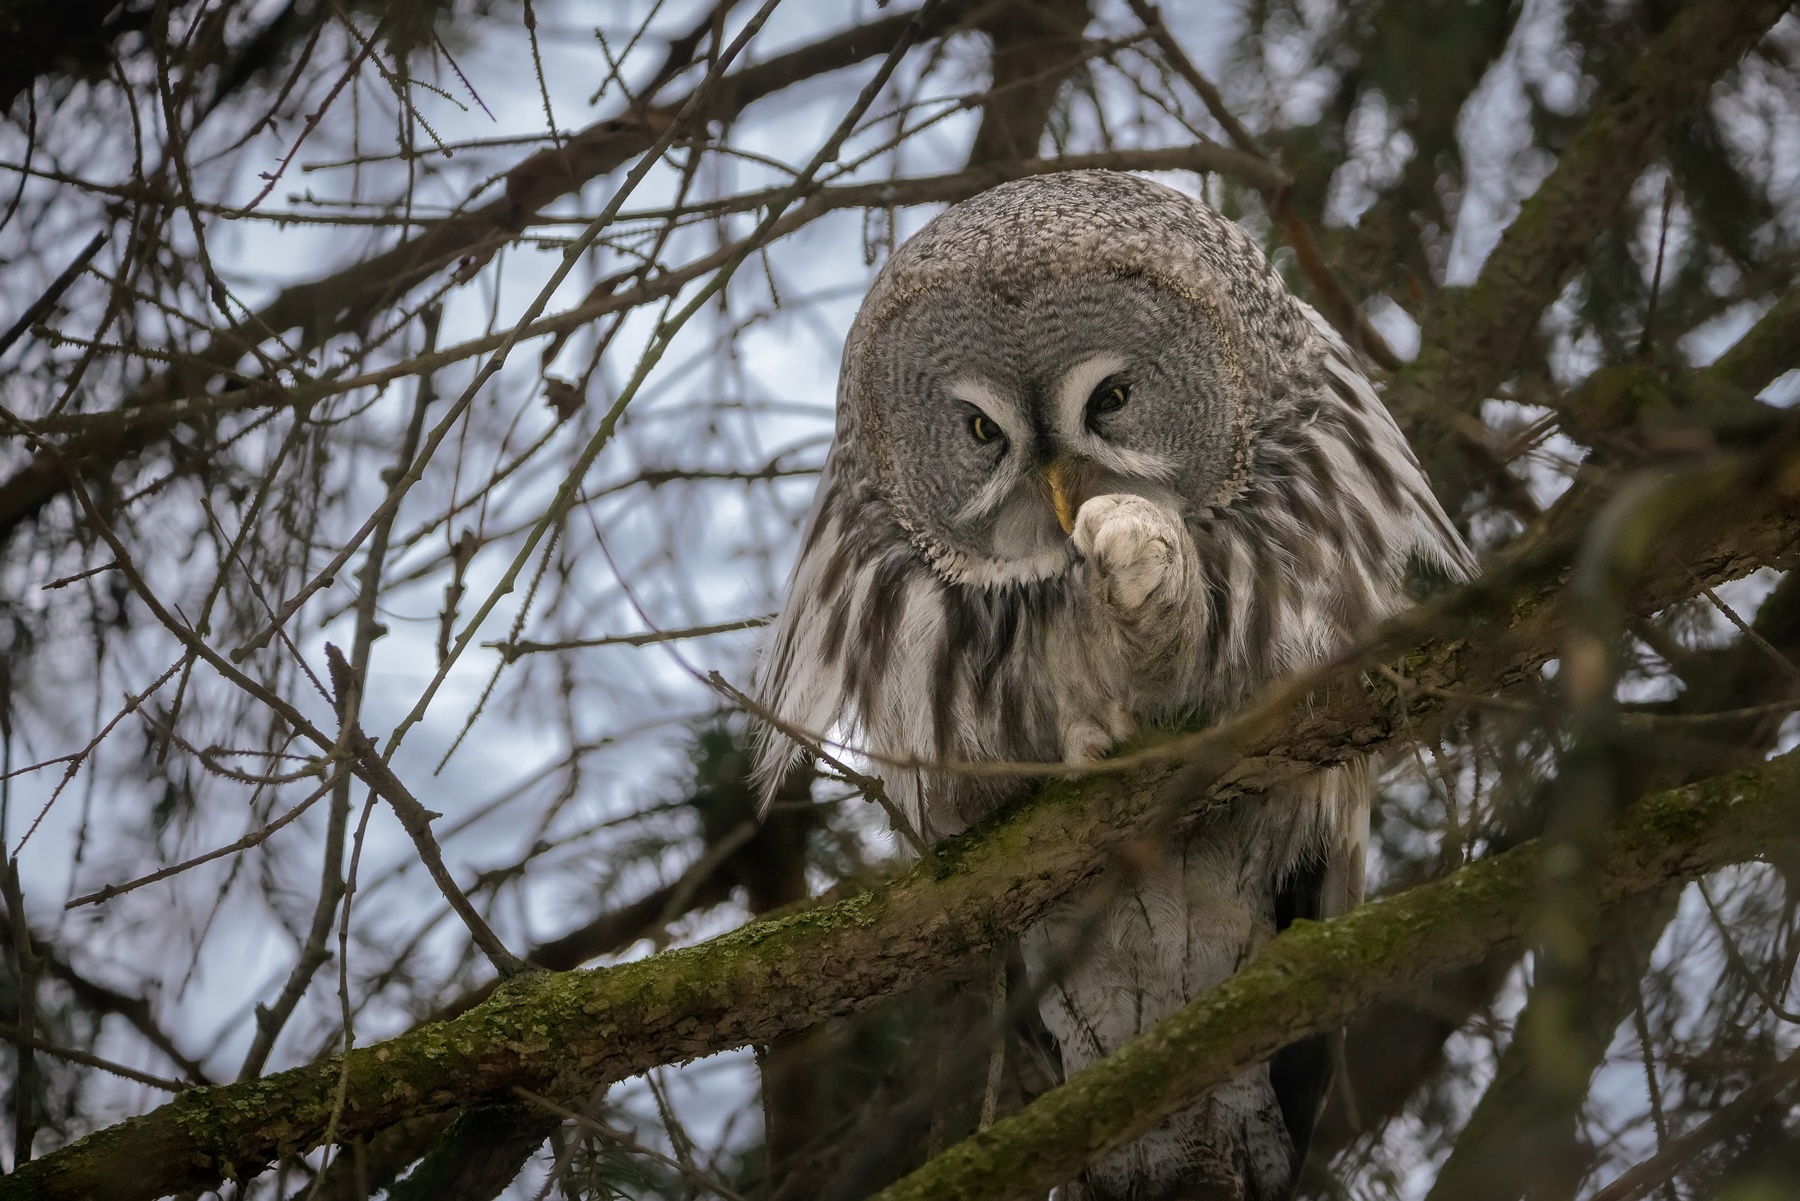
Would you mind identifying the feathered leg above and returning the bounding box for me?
[1057,493,1204,761]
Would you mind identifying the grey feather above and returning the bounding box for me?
[755,171,1470,1198]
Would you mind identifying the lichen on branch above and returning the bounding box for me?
[7,432,1799,1201]
[870,751,1800,1201]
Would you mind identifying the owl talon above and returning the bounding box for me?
[1073,494,1186,617]
[1062,721,1115,765]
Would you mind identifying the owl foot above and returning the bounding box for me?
[1061,697,1132,763]
[1062,720,1115,765]
[1072,493,1187,618]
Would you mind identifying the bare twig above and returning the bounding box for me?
[1588,1047,1800,1201]
[239,309,443,1081]
[0,229,108,360]
[65,773,340,910]
[488,615,771,662]
[510,1087,750,1201]
[2,858,41,1163]
[0,1021,187,1093]
[1698,581,1800,687]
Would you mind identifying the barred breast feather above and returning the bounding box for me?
[756,308,1470,840]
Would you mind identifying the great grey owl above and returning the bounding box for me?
[753,171,1471,1200]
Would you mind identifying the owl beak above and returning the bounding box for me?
[1042,458,1083,535]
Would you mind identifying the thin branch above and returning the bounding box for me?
[239,311,442,1081]
[65,773,339,909]
[323,653,526,979]
[0,1,986,543]
[0,1021,187,1093]
[511,1087,749,1201]
[488,615,771,663]
[1389,0,1788,490]
[0,229,108,360]
[1697,879,1800,1023]
[1587,1047,1800,1201]
[3,858,42,1164]
[0,909,212,1084]
[1126,0,1400,371]
[1698,581,1800,688]
[21,143,1281,450]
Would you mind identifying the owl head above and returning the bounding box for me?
[836,171,1315,588]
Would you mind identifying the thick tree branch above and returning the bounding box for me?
[380,1104,559,1201]
[1314,557,1800,1165]
[7,410,1798,1200]
[1418,889,1682,1201]
[1709,285,1800,397]
[386,755,821,1198]
[293,1113,456,1201]
[869,752,1800,1201]
[965,0,1094,167]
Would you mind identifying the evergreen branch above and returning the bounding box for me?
[1392,0,1788,491]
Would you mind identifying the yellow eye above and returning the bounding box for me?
[970,413,1001,443]
[1085,380,1130,435]
[1091,383,1129,414]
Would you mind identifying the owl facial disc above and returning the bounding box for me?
[856,271,1242,589]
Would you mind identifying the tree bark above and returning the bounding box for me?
[6,416,1798,1201]
[965,0,1094,166]
[868,756,1800,1201]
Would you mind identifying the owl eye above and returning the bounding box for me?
[1085,379,1131,435]
[969,413,1004,445]
[1086,379,1130,426]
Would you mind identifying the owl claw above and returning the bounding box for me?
[1073,493,1186,617]
[1062,721,1115,765]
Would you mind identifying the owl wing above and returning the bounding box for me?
[752,460,855,803]
[1255,318,1466,1184]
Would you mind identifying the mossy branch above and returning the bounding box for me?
[8,420,1798,1201]
[1710,286,1800,397]
[9,322,1799,1201]
[870,751,1800,1201]
[5,765,1154,1201]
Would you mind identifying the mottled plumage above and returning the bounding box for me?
[756,172,1471,1200]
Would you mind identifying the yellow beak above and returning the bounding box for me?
[1043,458,1082,535]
